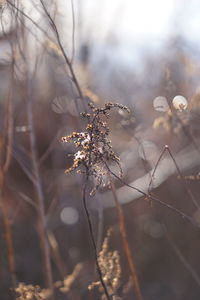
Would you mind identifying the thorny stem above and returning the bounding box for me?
[107,170,143,300]
[82,177,111,300]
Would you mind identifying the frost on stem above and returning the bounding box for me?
[61,102,130,195]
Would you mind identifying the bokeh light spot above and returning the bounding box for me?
[153,96,169,112]
[60,207,79,225]
[172,95,188,111]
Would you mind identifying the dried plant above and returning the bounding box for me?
[62,102,130,194]
[15,283,51,300]
[62,101,143,300]
[2,1,200,300]
[88,228,121,300]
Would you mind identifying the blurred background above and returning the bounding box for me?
[1,0,200,299]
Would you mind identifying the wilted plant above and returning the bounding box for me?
[62,101,143,300]
[88,228,121,300]
[15,283,51,300]
[62,102,130,194]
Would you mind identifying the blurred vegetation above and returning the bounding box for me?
[1,1,200,299]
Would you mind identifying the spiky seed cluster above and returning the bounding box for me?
[88,228,121,299]
[62,102,130,194]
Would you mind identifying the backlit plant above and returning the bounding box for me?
[62,102,130,194]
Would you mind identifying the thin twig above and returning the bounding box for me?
[12,145,36,184]
[107,166,200,230]
[6,0,51,40]
[47,230,67,278]
[166,145,200,210]
[0,6,20,286]
[39,0,84,103]
[26,88,54,293]
[12,6,54,291]
[82,177,111,300]
[96,193,104,253]
[70,0,75,64]
[0,67,17,287]
[39,132,59,165]
[148,145,200,209]
[18,192,39,211]
[148,146,166,194]
[148,143,200,209]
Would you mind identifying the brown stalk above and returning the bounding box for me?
[26,88,54,295]
[107,171,143,300]
[12,4,54,292]
[0,76,17,287]
[47,230,67,279]
[0,4,22,287]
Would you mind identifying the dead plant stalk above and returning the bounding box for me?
[107,171,143,300]
[0,75,17,287]
[26,91,54,295]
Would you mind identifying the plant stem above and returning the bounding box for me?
[0,79,17,287]
[107,171,143,300]
[82,179,111,300]
[26,89,54,294]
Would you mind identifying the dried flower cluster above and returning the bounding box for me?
[88,228,121,300]
[62,102,130,194]
[15,283,51,300]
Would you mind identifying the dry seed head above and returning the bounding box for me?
[88,227,121,299]
[15,283,51,300]
[62,102,129,194]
